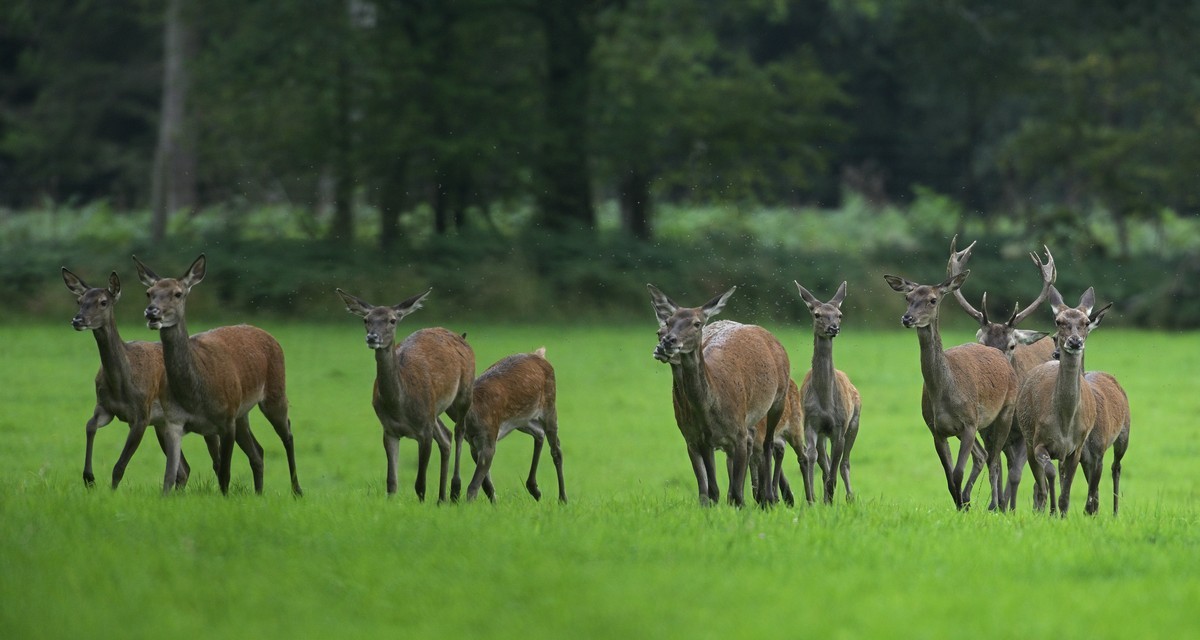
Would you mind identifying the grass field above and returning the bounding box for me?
[2,320,1198,638]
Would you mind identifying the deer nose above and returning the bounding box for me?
[145,306,161,320]
[901,314,915,328]
[71,315,86,330]
[1065,335,1084,351]
[827,324,840,336]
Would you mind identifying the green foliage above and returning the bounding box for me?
[1,324,1198,638]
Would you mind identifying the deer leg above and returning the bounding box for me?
[216,423,237,495]
[1004,425,1027,511]
[151,424,191,489]
[414,434,434,502]
[840,410,860,502]
[774,441,793,507]
[1028,443,1050,512]
[726,440,748,508]
[703,447,720,504]
[159,423,185,496]
[1111,427,1129,516]
[953,427,981,511]
[984,421,1009,512]
[451,417,466,502]
[962,437,986,507]
[1081,448,1103,516]
[203,433,221,479]
[234,416,264,495]
[543,411,567,504]
[383,433,400,496]
[825,429,847,505]
[798,427,817,505]
[466,437,497,503]
[761,405,785,506]
[523,423,545,501]
[83,406,113,487]
[434,419,452,504]
[686,444,711,506]
[933,436,962,509]
[111,419,149,490]
[260,400,302,497]
[1058,446,1084,516]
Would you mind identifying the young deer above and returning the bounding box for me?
[647,285,791,507]
[794,281,862,504]
[884,271,1017,510]
[450,347,566,503]
[750,378,803,506]
[1016,286,1129,516]
[336,288,474,502]
[134,255,302,496]
[946,237,1056,509]
[63,268,217,489]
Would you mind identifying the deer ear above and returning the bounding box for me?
[132,256,159,287]
[1088,302,1112,331]
[107,272,122,301]
[647,284,679,327]
[181,254,206,289]
[1013,329,1049,346]
[883,275,915,293]
[938,270,969,294]
[62,267,89,296]
[830,281,848,306]
[1078,287,1096,315]
[702,286,736,320]
[394,288,431,318]
[336,288,374,318]
[794,281,819,310]
[1047,286,1068,316]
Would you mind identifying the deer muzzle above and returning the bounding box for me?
[901,314,916,328]
[653,336,678,363]
[1063,335,1084,353]
[71,315,88,331]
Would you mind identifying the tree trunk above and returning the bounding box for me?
[150,0,196,243]
[535,0,597,233]
[619,169,652,240]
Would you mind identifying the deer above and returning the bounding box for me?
[946,237,1056,510]
[336,288,474,502]
[647,284,791,507]
[749,378,803,506]
[63,267,219,490]
[794,280,862,504]
[449,347,566,503]
[134,254,302,496]
[884,270,1018,510]
[1016,286,1129,516]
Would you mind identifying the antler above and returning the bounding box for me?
[946,235,985,325]
[1009,245,1056,326]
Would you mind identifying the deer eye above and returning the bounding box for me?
[692,321,702,328]
[929,297,937,305]
[173,292,182,299]
[100,300,108,307]
[389,318,396,325]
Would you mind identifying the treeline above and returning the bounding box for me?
[3,0,1199,249]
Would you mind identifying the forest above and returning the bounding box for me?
[2,0,1199,323]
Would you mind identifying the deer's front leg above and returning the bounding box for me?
[1058,446,1083,517]
[383,432,400,496]
[433,419,452,504]
[159,423,185,496]
[415,435,433,502]
[952,427,979,511]
[687,443,712,506]
[84,406,114,488]
[726,440,748,508]
[932,436,961,509]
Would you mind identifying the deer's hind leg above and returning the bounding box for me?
[839,408,861,503]
[84,405,114,487]
[1111,425,1129,516]
[259,396,301,496]
[234,415,264,494]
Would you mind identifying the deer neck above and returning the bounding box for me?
[1053,348,1087,423]
[810,335,837,405]
[158,316,205,408]
[672,347,715,414]
[374,345,408,408]
[915,320,955,397]
[93,321,134,393]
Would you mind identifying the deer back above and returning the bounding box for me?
[466,350,554,441]
[1085,371,1130,451]
[698,320,791,428]
[1010,338,1056,380]
[1016,360,1097,456]
[378,327,474,418]
[923,342,1016,430]
[185,324,287,417]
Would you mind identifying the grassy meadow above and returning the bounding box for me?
[1,319,1198,638]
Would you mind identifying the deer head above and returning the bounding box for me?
[946,236,1056,357]
[62,268,122,331]
[646,284,735,363]
[1048,286,1112,356]
[133,255,205,330]
[336,288,430,350]
[883,272,969,328]
[795,280,846,339]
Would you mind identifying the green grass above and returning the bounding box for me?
[2,321,1198,638]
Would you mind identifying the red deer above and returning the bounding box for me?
[134,255,302,496]
[336,288,474,502]
[946,237,1056,509]
[750,379,803,506]
[450,347,566,503]
[1016,286,1129,515]
[647,285,790,507]
[884,271,1017,510]
[794,281,862,504]
[63,268,218,489]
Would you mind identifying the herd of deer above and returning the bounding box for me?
[61,238,1130,516]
